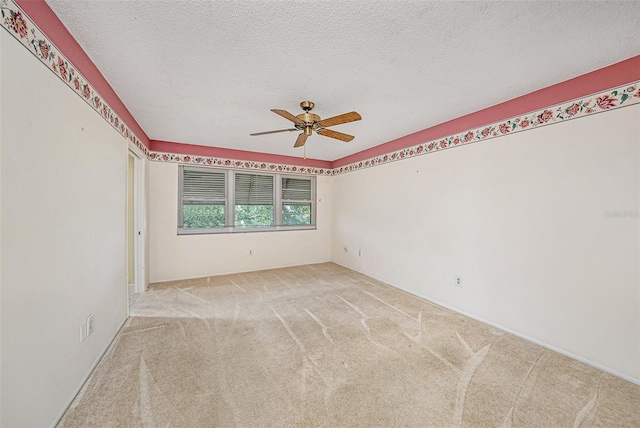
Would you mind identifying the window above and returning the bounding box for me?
[181,168,226,229]
[178,166,315,234]
[235,173,274,228]
[282,177,312,226]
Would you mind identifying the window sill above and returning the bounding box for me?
[178,225,317,235]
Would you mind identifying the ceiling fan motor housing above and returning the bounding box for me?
[296,112,321,125]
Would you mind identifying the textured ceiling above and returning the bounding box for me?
[45,1,639,161]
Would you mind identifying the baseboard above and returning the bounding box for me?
[150,259,333,285]
[333,262,640,386]
[51,316,129,428]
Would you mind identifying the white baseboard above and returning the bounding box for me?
[51,316,129,428]
[150,259,333,285]
[333,262,640,386]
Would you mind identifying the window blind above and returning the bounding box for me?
[183,169,225,204]
[235,173,273,205]
[282,177,312,201]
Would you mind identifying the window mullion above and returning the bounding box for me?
[275,174,282,227]
[227,170,235,229]
[311,176,316,226]
[178,165,185,228]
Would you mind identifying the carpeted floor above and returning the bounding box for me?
[58,263,640,427]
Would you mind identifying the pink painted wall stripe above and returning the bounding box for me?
[332,55,640,168]
[16,0,151,148]
[150,140,333,169]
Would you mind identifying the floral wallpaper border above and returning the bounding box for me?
[0,0,148,155]
[148,152,333,176]
[332,83,640,175]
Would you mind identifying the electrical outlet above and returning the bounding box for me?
[454,275,462,288]
[343,246,348,253]
[87,314,94,335]
[80,323,87,342]
[249,249,254,255]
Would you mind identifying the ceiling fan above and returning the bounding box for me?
[250,101,362,148]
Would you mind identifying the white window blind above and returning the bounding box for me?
[183,169,225,204]
[282,177,312,201]
[235,173,274,205]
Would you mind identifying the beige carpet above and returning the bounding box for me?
[59,263,639,427]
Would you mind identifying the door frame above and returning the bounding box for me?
[127,145,146,295]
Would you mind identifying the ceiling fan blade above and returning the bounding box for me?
[318,111,361,128]
[294,133,308,148]
[317,128,354,142]
[250,128,297,136]
[271,109,305,125]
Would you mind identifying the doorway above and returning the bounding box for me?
[126,148,145,310]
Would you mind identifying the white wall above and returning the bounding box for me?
[332,104,640,382]
[0,30,129,427]
[0,28,3,422]
[149,162,332,282]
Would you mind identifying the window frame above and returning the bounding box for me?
[280,175,315,227]
[234,171,276,229]
[178,165,316,235]
[179,166,228,230]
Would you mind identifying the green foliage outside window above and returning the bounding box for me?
[282,203,311,225]
[183,203,311,228]
[183,204,225,228]
[235,205,274,228]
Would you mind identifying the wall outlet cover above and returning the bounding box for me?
[87,314,94,335]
